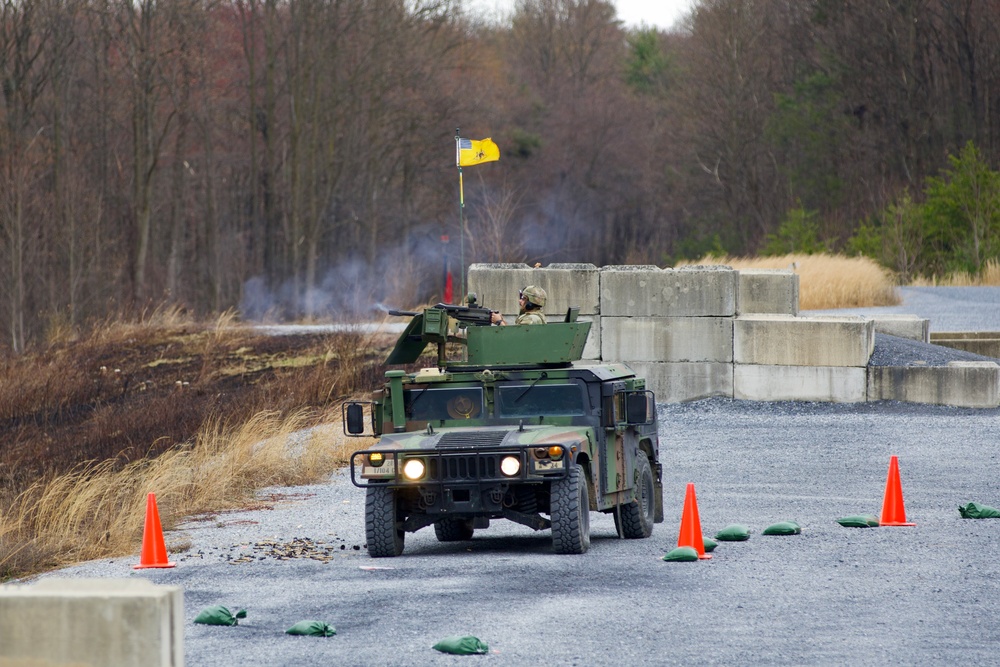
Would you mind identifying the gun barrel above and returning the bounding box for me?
[387,309,419,317]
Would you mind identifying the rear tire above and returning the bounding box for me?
[551,463,591,554]
[434,518,474,542]
[616,456,655,539]
[366,485,404,557]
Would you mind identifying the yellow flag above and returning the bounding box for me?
[457,137,500,167]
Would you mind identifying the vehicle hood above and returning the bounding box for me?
[371,425,593,451]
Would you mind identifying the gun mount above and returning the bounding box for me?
[384,301,590,368]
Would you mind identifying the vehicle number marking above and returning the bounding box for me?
[361,460,396,477]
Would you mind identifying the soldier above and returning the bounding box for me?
[491,285,548,325]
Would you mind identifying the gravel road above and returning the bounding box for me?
[41,287,1000,666]
[804,284,1000,332]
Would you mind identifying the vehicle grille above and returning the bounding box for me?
[436,431,509,449]
[428,454,502,481]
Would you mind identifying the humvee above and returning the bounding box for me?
[344,300,663,556]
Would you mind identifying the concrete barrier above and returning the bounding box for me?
[870,315,930,343]
[601,316,733,363]
[467,263,600,316]
[929,331,1000,359]
[463,264,995,407]
[867,361,1000,408]
[599,265,737,317]
[626,361,733,403]
[734,315,875,367]
[734,364,868,402]
[737,269,799,315]
[0,578,184,667]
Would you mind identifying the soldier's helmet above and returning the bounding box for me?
[520,285,547,308]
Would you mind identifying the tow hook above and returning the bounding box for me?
[419,489,437,509]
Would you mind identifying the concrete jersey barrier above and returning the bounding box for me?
[468,263,999,408]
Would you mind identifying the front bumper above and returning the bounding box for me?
[349,445,569,488]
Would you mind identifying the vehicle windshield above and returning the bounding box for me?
[495,383,586,418]
[404,386,484,420]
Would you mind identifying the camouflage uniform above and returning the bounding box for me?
[515,311,547,325]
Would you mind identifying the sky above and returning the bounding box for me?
[467,0,696,31]
[613,0,695,29]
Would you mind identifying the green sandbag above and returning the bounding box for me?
[714,524,751,541]
[286,620,337,637]
[702,537,718,553]
[662,546,699,562]
[193,606,247,626]
[433,636,489,655]
[959,502,1000,519]
[837,515,880,528]
[762,520,801,535]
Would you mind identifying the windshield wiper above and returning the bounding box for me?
[513,372,547,403]
[407,385,431,414]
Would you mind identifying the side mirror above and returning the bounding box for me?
[344,403,366,435]
[625,391,654,425]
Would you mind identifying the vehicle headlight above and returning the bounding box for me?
[368,452,385,467]
[500,455,521,477]
[402,458,426,480]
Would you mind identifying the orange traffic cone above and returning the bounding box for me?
[879,455,915,527]
[134,493,176,569]
[677,483,712,559]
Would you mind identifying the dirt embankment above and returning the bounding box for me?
[0,324,391,495]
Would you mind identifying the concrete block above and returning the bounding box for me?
[0,578,183,667]
[734,364,868,402]
[580,315,600,360]
[734,315,875,367]
[601,316,733,363]
[870,315,930,343]
[467,263,600,316]
[930,331,1000,359]
[599,265,737,317]
[867,362,1000,408]
[737,269,799,315]
[626,361,734,403]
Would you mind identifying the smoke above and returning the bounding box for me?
[239,230,453,322]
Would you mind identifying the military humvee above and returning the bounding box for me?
[344,300,663,556]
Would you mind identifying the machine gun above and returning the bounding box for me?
[385,294,498,367]
[388,294,496,328]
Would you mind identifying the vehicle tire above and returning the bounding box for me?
[616,455,655,539]
[551,463,591,554]
[434,518,474,542]
[366,484,404,557]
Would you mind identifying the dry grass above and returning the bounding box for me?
[679,253,901,310]
[910,258,1000,286]
[0,409,373,578]
[0,315,388,581]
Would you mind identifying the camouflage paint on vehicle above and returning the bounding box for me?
[344,303,662,556]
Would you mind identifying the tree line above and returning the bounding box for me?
[2,0,999,351]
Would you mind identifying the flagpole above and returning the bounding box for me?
[455,127,465,302]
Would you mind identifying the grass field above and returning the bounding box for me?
[678,253,901,309]
[0,312,386,581]
[910,258,1000,286]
